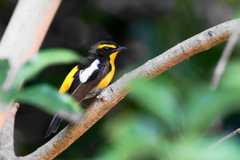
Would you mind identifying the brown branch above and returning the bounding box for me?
[0,0,62,132]
[0,103,19,159]
[20,19,240,160]
[209,128,240,149]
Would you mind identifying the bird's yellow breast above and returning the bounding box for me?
[96,51,119,89]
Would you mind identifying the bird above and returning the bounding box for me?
[45,41,127,138]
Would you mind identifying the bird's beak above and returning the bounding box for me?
[115,46,127,52]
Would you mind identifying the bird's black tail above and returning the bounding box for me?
[45,114,63,138]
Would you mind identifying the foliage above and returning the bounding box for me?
[14,49,81,87]
[0,49,83,115]
[16,84,81,115]
[0,59,16,103]
[1,0,240,159]
[0,59,9,85]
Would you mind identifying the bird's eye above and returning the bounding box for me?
[103,47,109,51]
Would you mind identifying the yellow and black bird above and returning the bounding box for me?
[45,41,127,137]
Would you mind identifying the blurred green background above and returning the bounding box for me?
[1,0,240,159]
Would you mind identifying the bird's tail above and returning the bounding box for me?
[45,114,63,138]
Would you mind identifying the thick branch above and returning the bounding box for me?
[21,19,240,160]
[0,0,62,132]
[0,103,19,159]
[0,0,62,90]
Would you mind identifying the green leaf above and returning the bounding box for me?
[128,77,182,130]
[99,111,164,160]
[14,48,81,86]
[165,134,240,160]
[0,59,10,85]
[0,59,16,103]
[185,85,240,132]
[16,84,83,115]
[0,88,17,104]
[220,59,240,90]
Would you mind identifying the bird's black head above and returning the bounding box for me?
[89,41,127,58]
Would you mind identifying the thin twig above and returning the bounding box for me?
[20,19,240,160]
[210,27,240,89]
[209,128,240,149]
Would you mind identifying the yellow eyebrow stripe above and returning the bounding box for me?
[97,44,117,49]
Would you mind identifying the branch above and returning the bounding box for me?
[0,103,19,159]
[0,103,12,135]
[209,128,240,149]
[21,19,240,160]
[0,0,62,132]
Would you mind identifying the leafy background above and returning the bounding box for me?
[1,0,240,159]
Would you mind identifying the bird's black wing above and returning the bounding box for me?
[71,57,110,102]
[67,55,96,95]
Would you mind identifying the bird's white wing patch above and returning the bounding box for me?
[79,59,100,83]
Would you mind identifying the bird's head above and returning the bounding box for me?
[89,41,127,58]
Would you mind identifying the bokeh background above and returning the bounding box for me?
[1,0,240,159]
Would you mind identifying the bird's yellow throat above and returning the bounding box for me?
[96,51,119,89]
